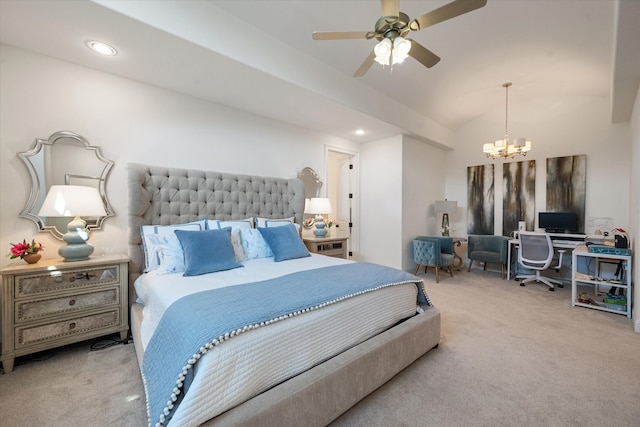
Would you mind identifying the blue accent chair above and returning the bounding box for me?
[413,236,455,283]
[467,235,509,279]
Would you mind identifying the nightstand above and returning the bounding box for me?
[1,254,129,373]
[303,236,349,259]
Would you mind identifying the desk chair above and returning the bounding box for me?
[517,232,564,291]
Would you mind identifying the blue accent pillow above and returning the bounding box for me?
[174,228,243,276]
[258,224,310,262]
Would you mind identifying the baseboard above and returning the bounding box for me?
[634,318,640,334]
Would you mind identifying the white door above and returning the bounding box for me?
[327,149,358,257]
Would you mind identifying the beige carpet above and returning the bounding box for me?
[1,267,638,426]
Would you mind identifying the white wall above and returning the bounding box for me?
[359,136,403,268]
[629,84,640,333]
[0,45,359,269]
[445,95,632,237]
[402,136,448,271]
[358,134,450,271]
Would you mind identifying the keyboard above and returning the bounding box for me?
[552,240,584,246]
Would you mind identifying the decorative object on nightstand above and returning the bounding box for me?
[1,254,130,373]
[38,185,107,262]
[302,217,315,229]
[306,198,333,238]
[435,199,457,236]
[8,239,44,264]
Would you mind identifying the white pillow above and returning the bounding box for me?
[156,247,186,275]
[207,218,254,231]
[255,217,301,233]
[140,220,206,272]
[255,217,294,228]
[239,228,273,260]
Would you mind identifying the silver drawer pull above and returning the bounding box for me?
[68,299,76,306]
[68,322,76,330]
[55,276,63,283]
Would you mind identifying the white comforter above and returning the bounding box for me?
[135,254,419,426]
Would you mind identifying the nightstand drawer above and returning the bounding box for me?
[15,309,120,348]
[15,265,119,297]
[15,287,120,322]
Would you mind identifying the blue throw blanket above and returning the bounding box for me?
[142,262,432,426]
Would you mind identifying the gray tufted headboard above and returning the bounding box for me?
[127,163,305,285]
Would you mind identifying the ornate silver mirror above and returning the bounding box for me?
[18,131,114,240]
[297,167,323,198]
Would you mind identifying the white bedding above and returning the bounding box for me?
[135,253,353,349]
[136,254,420,426]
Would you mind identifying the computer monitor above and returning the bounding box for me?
[538,212,578,233]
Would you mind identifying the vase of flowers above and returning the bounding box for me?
[9,239,44,264]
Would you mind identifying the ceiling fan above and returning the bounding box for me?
[312,0,487,77]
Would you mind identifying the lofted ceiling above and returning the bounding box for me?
[1,0,638,146]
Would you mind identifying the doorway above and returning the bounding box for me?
[326,147,358,257]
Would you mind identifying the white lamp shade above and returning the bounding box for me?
[391,37,411,64]
[374,39,392,65]
[39,185,107,217]
[435,200,458,215]
[306,197,333,215]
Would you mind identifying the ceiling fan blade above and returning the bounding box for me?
[380,0,399,19]
[409,0,487,31]
[353,51,376,77]
[407,40,441,68]
[312,31,375,40]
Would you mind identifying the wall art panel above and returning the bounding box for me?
[467,164,495,235]
[503,160,536,236]
[546,155,586,233]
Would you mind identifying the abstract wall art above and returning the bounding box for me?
[546,155,586,233]
[503,160,536,236]
[467,164,495,235]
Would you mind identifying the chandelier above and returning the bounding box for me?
[483,82,532,159]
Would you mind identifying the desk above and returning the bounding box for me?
[507,238,584,280]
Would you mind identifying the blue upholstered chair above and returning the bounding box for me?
[467,235,509,279]
[413,237,455,283]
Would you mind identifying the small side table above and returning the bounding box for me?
[303,236,349,259]
[1,254,129,373]
[451,237,467,270]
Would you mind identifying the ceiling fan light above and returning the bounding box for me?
[393,37,411,55]
[374,39,392,65]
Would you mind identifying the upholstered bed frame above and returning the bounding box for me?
[127,162,441,426]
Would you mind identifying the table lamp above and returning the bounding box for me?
[435,199,457,236]
[306,197,333,238]
[38,185,107,261]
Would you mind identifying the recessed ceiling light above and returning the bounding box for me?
[354,129,366,136]
[86,40,117,56]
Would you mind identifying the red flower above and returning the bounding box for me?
[8,239,44,259]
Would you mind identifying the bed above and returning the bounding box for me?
[127,163,441,427]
